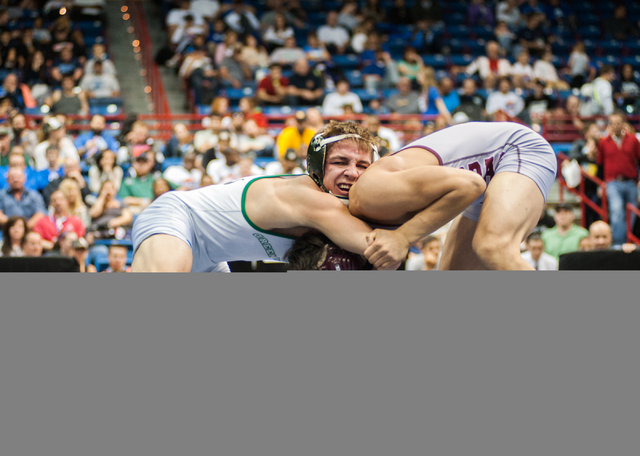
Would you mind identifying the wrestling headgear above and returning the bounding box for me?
[307,132,379,193]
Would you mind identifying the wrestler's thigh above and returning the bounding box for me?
[439,215,486,270]
[474,172,545,247]
[131,234,193,272]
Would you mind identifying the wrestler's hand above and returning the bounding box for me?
[364,229,409,270]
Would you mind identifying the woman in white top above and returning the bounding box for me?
[262,14,294,53]
[533,50,569,90]
[88,149,124,195]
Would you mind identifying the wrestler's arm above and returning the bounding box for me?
[365,167,487,269]
[287,188,373,255]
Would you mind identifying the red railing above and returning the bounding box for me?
[556,152,608,227]
[125,0,171,120]
[627,203,640,245]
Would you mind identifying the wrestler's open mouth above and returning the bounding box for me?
[337,184,352,194]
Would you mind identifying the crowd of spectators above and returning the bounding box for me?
[2,0,640,271]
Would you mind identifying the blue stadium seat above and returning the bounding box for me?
[346,70,363,88]
[575,13,599,25]
[421,54,446,69]
[89,97,123,106]
[254,157,276,169]
[161,157,182,172]
[598,39,622,55]
[471,26,493,40]
[449,55,474,67]
[381,89,398,99]
[624,39,640,54]
[621,56,640,70]
[225,87,254,101]
[332,54,360,69]
[447,25,470,39]
[352,88,379,102]
[261,106,295,115]
[196,105,211,115]
[592,55,620,69]
[577,26,601,39]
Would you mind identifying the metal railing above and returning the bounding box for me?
[556,152,608,227]
[627,203,640,245]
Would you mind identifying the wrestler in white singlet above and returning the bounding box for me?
[397,122,557,220]
[132,176,296,272]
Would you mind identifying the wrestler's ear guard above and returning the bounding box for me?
[306,132,379,193]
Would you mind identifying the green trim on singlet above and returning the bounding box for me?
[241,175,300,240]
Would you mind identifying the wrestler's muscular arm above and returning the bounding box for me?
[247,177,401,269]
[361,166,487,269]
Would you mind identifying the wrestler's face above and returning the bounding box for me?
[322,141,373,198]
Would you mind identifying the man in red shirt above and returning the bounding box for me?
[597,112,640,245]
[33,189,86,250]
[256,63,289,106]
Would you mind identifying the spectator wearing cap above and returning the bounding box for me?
[118,151,159,213]
[46,74,89,116]
[33,117,79,171]
[33,189,86,250]
[317,11,351,55]
[70,237,97,272]
[264,148,305,176]
[287,58,324,107]
[521,233,558,270]
[9,113,39,160]
[79,60,121,100]
[596,112,640,246]
[275,111,316,160]
[0,166,46,229]
[322,79,363,117]
[541,204,589,260]
[74,115,119,162]
[257,63,289,106]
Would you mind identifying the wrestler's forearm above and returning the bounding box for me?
[396,183,485,246]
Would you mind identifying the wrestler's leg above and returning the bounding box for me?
[438,216,487,270]
[131,234,193,272]
[471,172,545,270]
